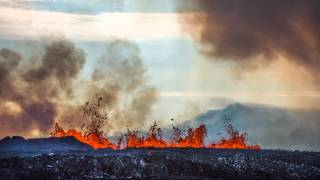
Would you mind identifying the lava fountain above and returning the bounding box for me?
[51,122,261,150]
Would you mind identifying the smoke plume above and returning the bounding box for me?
[0,38,85,137]
[85,40,158,134]
[0,38,157,137]
[179,0,320,80]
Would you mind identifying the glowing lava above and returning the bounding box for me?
[51,123,117,149]
[51,123,261,150]
[208,123,261,149]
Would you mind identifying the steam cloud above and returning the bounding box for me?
[83,40,158,134]
[179,0,320,79]
[0,38,157,137]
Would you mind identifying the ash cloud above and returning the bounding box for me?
[24,39,86,95]
[0,37,158,137]
[0,38,85,137]
[179,0,320,79]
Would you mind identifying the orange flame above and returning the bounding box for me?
[169,124,207,148]
[51,122,261,150]
[121,123,168,148]
[208,123,260,149]
[51,123,117,149]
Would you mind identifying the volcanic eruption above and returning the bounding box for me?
[51,95,261,150]
[1,1,320,179]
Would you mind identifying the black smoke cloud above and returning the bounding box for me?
[0,37,157,137]
[179,0,320,78]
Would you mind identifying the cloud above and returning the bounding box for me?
[0,6,185,41]
[0,0,177,14]
[179,0,320,84]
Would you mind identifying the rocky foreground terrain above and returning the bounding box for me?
[0,148,320,180]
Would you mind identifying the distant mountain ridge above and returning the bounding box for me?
[184,103,320,151]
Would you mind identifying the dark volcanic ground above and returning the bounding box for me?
[0,136,320,179]
[1,148,320,180]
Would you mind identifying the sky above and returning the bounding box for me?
[0,0,320,150]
